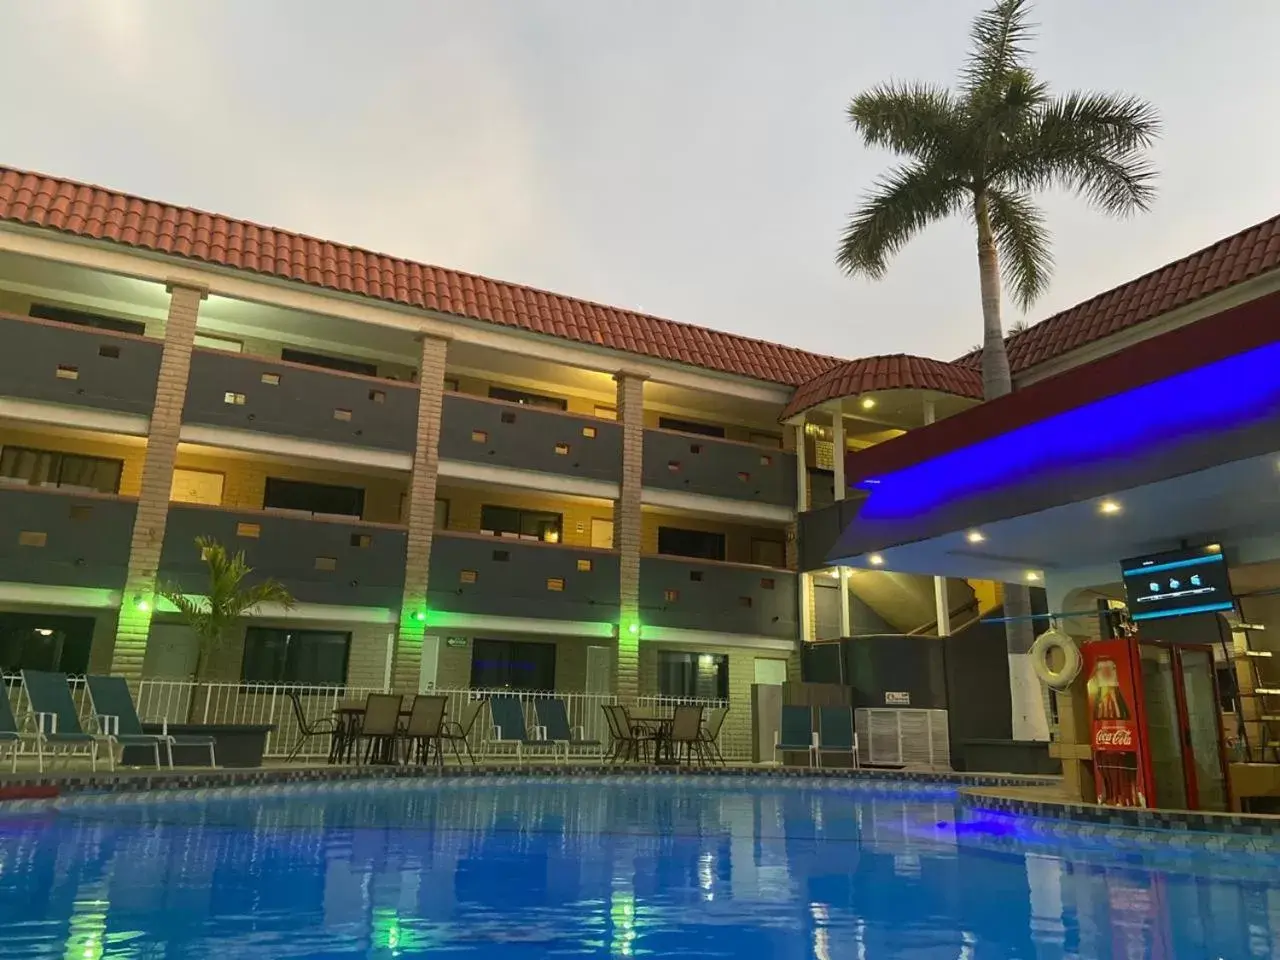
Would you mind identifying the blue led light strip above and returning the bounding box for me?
[1121,554,1223,577]
[1130,601,1236,621]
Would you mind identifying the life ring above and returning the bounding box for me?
[1030,628,1082,690]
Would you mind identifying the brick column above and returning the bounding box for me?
[614,371,646,701]
[391,335,450,693]
[786,423,810,680]
[111,282,205,678]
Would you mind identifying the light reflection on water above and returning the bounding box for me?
[0,778,1274,958]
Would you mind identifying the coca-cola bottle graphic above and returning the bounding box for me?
[1088,657,1130,721]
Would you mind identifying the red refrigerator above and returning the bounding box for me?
[1081,638,1231,811]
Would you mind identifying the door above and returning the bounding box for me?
[590,519,614,549]
[142,624,200,679]
[1136,643,1188,810]
[418,635,440,692]
[585,645,612,694]
[753,658,787,685]
[1175,646,1230,811]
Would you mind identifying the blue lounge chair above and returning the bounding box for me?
[0,687,26,772]
[86,675,217,769]
[774,705,818,767]
[533,698,601,761]
[21,671,112,772]
[817,706,859,769]
[488,696,547,763]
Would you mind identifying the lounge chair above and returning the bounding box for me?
[698,707,728,765]
[286,690,338,762]
[404,694,448,766]
[774,705,818,767]
[86,675,217,769]
[0,687,26,772]
[488,696,547,763]
[21,671,112,772]
[441,699,483,766]
[533,698,601,761]
[817,706,859,769]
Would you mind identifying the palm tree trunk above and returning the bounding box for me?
[974,193,1048,743]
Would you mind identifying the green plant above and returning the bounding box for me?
[836,0,1160,739]
[159,536,294,681]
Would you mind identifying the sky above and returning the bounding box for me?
[0,1,1277,365]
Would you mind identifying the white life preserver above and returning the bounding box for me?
[1030,628,1082,690]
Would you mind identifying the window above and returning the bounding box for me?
[1216,664,1238,713]
[658,526,725,561]
[480,505,563,542]
[280,348,378,378]
[488,386,568,412]
[30,303,146,336]
[0,446,123,494]
[659,416,725,438]
[0,613,95,675]
[241,628,351,685]
[658,651,728,700]
[470,638,556,691]
[263,477,365,517]
[194,333,243,353]
[751,539,786,568]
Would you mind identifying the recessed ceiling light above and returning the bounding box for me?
[1099,500,1121,515]
[868,554,884,566]
[1025,571,1040,582]
[966,530,985,543]
[860,396,876,410]
[1207,543,1222,553]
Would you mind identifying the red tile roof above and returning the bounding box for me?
[779,354,983,420]
[958,212,1280,373]
[0,167,848,387]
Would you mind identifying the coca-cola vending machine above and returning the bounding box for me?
[1082,638,1231,811]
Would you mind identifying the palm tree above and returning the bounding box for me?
[159,536,294,683]
[836,0,1159,739]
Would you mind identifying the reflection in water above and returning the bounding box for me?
[0,779,1276,957]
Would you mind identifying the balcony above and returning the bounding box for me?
[428,531,620,623]
[183,350,419,452]
[0,483,136,588]
[0,313,161,416]
[439,394,622,482]
[642,430,796,505]
[159,505,408,607]
[639,555,798,639]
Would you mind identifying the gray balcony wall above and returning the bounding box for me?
[429,533,620,622]
[0,487,136,588]
[439,395,622,481]
[160,506,408,607]
[640,556,798,639]
[183,350,419,452]
[642,431,796,505]
[0,315,161,415]
[798,499,863,571]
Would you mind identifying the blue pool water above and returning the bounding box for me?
[0,777,1276,958]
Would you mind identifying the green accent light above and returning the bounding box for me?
[628,622,640,635]
[412,610,428,623]
[134,597,151,612]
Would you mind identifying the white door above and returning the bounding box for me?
[143,623,200,679]
[590,519,615,549]
[585,645,612,694]
[753,658,787,686]
[418,635,441,692]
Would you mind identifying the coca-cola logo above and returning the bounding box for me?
[1094,726,1134,748]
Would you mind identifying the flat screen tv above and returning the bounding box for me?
[1121,545,1235,622]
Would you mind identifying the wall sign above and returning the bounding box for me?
[445,637,468,649]
[884,691,910,706]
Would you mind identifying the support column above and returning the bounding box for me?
[921,397,952,638]
[790,422,812,679]
[839,567,852,637]
[614,370,646,701]
[391,335,450,693]
[111,282,205,678]
[831,410,846,502]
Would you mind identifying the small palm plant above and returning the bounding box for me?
[159,536,294,682]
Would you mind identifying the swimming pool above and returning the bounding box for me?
[0,776,1275,958]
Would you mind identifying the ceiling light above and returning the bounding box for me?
[1099,500,1121,515]
[860,397,876,410]
[966,530,985,543]
[1207,543,1222,553]
[1025,571,1040,582]
[868,554,884,566]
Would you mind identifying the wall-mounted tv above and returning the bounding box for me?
[1121,545,1235,622]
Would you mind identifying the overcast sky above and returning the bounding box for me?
[1,1,1277,364]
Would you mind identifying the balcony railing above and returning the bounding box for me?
[160,504,408,607]
[439,394,622,482]
[640,554,798,639]
[183,349,420,452]
[0,484,136,589]
[429,531,621,622]
[0,312,161,415]
[642,429,796,505]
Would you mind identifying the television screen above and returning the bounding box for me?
[1121,545,1234,622]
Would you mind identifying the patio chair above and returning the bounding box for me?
[614,704,657,763]
[360,693,404,765]
[86,674,217,769]
[441,699,482,766]
[774,705,818,767]
[817,706,859,770]
[533,698,601,762]
[669,704,706,765]
[404,695,448,767]
[697,707,728,765]
[0,686,26,772]
[488,696,546,764]
[286,690,338,762]
[21,671,112,772]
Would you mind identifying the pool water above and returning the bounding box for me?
[0,777,1276,958]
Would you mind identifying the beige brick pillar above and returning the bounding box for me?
[786,422,810,680]
[111,282,205,678]
[391,335,450,693]
[614,370,646,701]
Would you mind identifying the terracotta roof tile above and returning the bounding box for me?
[779,354,983,420]
[0,167,850,387]
[957,213,1280,373]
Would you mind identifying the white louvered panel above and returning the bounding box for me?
[855,708,951,770]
